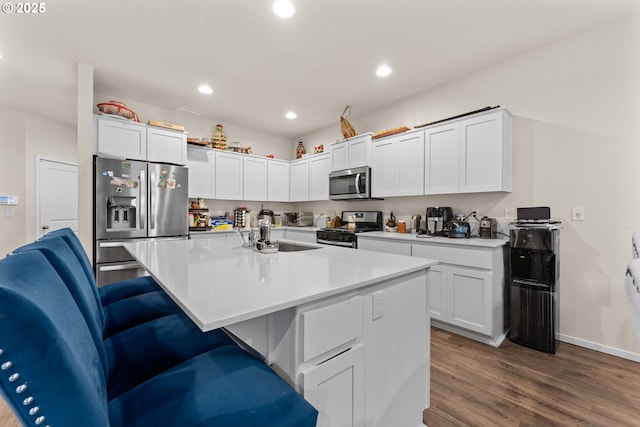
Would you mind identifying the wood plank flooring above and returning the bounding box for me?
[424,327,640,426]
[1,327,638,426]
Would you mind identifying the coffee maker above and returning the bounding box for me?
[479,217,497,239]
[426,207,453,236]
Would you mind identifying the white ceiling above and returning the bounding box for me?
[1,0,639,138]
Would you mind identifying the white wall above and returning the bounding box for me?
[297,14,640,355]
[0,109,76,256]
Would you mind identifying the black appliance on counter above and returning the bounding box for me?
[425,207,453,236]
[444,221,471,238]
[316,211,383,248]
[509,207,561,353]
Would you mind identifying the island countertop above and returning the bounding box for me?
[125,239,437,331]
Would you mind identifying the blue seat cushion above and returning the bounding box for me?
[105,313,236,400]
[102,290,181,338]
[108,346,318,427]
[99,275,162,306]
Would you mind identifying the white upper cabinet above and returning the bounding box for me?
[424,122,460,194]
[186,145,215,199]
[94,115,147,160]
[459,110,512,193]
[424,108,512,195]
[243,156,268,201]
[289,158,310,201]
[330,133,373,171]
[267,159,290,202]
[94,115,187,165]
[371,131,424,198]
[146,126,187,165]
[309,153,331,201]
[215,151,244,200]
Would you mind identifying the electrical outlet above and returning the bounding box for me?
[505,208,514,220]
[372,291,383,321]
[572,207,584,221]
[472,208,480,219]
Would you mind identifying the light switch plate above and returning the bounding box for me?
[504,208,514,220]
[572,207,584,221]
[372,291,383,321]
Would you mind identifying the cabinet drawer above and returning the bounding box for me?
[412,243,493,269]
[301,296,363,362]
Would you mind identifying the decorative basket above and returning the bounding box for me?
[97,101,140,122]
[340,106,357,139]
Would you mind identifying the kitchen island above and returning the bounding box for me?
[125,238,437,427]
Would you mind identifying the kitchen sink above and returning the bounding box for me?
[278,242,321,252]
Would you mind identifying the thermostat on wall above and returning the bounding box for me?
[0,196,18,205]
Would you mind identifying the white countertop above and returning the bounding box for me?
[125,239,437,331]
[359,231,509,248]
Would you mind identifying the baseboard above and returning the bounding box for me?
[558,333,640,363]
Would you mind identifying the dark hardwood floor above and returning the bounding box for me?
[2,327,639,426]
[424,327,640,426]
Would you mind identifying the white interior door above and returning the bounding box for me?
[37,158,78,237]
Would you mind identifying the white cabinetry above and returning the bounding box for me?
[357,236,412,256]
[424,122,459,194]
[94,115,147,160]
[267,159,290,202]
[371,131,424,197]
[424,108,512,194]
[289,158,309,201]
[243,156,268,201]
[94,115,187,165]
[412,241,507,346]
[215,151,244,200]
[308,153,331,201]
[330,133,373,171]
[459,110,512,193]
[186,146,215,199]
[146,126,187,165]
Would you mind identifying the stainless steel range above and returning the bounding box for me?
[316,211,383,248]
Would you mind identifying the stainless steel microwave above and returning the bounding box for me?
[329,166,374,200]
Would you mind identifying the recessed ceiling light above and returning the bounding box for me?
[273,0,295,18]
[376,65,392,77]
[285,111,297,119]
[198,85,213,95]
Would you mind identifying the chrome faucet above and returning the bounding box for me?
[235,228,257,248]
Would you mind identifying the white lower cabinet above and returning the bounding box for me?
[427,264,492,335]
[301,343,365,427]
[357,237,411,256]
[412,241,507,346]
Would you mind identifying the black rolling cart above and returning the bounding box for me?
[508,223,561,353]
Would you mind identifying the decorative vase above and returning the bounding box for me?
[296,141,306,159]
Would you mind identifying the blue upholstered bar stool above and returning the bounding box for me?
[0,251,318,426]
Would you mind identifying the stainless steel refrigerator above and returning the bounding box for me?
[94,156,188,286]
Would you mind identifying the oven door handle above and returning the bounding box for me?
[317,238,356,248]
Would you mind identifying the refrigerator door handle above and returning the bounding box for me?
[149,169,156,230]
[139,169,147,230]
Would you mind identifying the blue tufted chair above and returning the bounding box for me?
[14,236,181,338]
[0,251,318,426]
[41,228,161,305]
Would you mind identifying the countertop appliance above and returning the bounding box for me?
[316,211,383,248]
[509,221,561,353]
[410,214,422,233]
[444,221,471,238]
[329,167,377,200]
[426,207,453,236]
[94,156,188,286]
[479,217,498,239]
[284,212,314,227]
